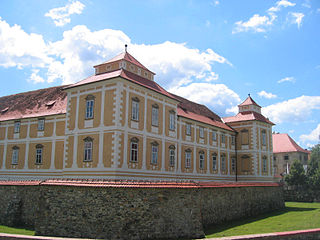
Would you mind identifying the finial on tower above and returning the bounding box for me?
[248,93,251,97]
[125,44,128,52]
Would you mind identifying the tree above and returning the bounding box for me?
[285,160,307,187]
[307,144,320,188]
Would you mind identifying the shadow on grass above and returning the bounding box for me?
[204,206,318,236]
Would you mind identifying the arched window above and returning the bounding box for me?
[85,95,95,119]
[83,137,93,162]
[35,144,44,164]
[169,145,175,167]
[130,137,139,162]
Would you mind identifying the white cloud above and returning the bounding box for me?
[277,76,295,83]
[268,0,296,12]
[289,12,304,28]
[211,0,219,6]
[45,1,85,27]
[233,14,274,33]
[258,90,277,99]
[28,69,45,83]
[262,96,320,124]
[169,83,241,116]
[206,20,211,27]
[300,123,320,143]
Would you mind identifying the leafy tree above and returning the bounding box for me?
[307,144,320,177]
[285,160,307,187]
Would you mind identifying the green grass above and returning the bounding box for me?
[205,202,320,238]
[0,225,35,236]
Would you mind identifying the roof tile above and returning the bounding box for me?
[273,133,310,154]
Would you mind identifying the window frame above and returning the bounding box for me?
[151,142,159,165]
[241,129,249,145]
[185,149,192,168]
[199,151,205,169]
[151,104,159,126]
[231,157,236,172]
[83,137,93,162]
[14,121,21,133]
[221,134,226,143]
[231,135,235,145]
[11,146,19,165]
[169,145,175,167]
[85,95,95,120]
[35,144,43,165]
[221,154,226,171]
[38,118,45,131]
[169,110,175,130]
[261,130,267,146]
[131,97,140,121]
[262,156,267,173]
[212,131,217,142]
[130,137,139,163]
[212,153,217,171]
[199,127,204,139]
[186,123,191,136]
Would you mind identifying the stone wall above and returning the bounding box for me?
[0,181,284,240]
[284,189,320,202]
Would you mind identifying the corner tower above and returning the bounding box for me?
[223,95,275,182]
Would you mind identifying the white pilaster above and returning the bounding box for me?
[142,135,146,170]
[1,124,8,169]
[24,121,30,170]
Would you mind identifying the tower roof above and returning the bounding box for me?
[238,95,261,108]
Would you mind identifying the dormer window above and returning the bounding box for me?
[85,95,95,119]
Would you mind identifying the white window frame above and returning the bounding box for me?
[38,118,45,131]
[35,145,43,164]
[231,136,235,145]
[169,148,175,167]
[14,121,20,133]
[151,144,158,165]
[212,154,217,171]
[169,111,175,130]
[199,152,205,169]
[84,138,93,162]
[151,105,159,126]
[185,151,191,168]
[11,147,19,165]
[262,130,267,146]
[231,157,236,172]
[221,134,226,143]
[130,139,138,163]
[131,99,139,121]
[262,157,267,173]
[221,155,226,171]
[212,131,217,141]
[199,127,204,139]
[186,123,191,136]
[85,99,94,119]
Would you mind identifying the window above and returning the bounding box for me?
[35,144,43,164]
[199,127,204,139]
[151,104,159,126]
[83,137,93,162]
[169,145,175,167]
[262,156,267,173]
[262,130,267,146]
[186,123,191,136]
[221,154,226,171]
[131,97,140,121]
[231,136,235,145]
[231,157,236,172]
[221,134,226,143]
[38,118,45,131]
[14,121,20,133]
[199,151,205,169]
[212,153,217,171]
[169,110,175,130]
[151,142,159,165]
[241,129,249,145]
[85,95,95,119]
[185,149,191,168]
[212,131,217,141]
[130,137,139,162]
[11,146,19,165]
[284,155,289,161]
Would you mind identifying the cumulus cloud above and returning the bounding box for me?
[28,69,45,83]
[267,0,296,12]
[169,83,241,116]
[300,123,320,143]
[232,14,274,33]
[45,1,85,27]
[278,76,295,83]
[258,90,277,99]
[288,12,304,28]
[262,96,320,124]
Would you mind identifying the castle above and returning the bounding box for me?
[0,49,275,182]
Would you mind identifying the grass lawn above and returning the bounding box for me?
[205,202,320,238]
[0,225,35,236]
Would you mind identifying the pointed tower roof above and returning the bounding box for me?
[238,94,261,108]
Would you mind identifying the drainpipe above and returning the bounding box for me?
[235,131,238,182]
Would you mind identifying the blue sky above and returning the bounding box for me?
[0,0,319,148]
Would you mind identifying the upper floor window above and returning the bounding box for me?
[231,157,236,172]
[11,146,19,165]
[83,137,93,162]
[241,129,249,145]
[212,131,217,141]
[151,104,159,126]
[284,155,289,161]
[85,95,95,119]
[35,144,43,164]
[14,121,21,133]
[262,130,267,146]
[221,134,226,143]
[169,145,175,167]
[38,118,45,131]
[199,151,205,169]
[231,136,235,145]
[151,142,159,165]
[212,153,217,171]
[262,156,267,173]
[131,97,140,121]
[169,110,175,130]
[186,123,191,136]
[221,154,226,171]
[185,149,192,168]
[199,127,204,139]
[130,137,139,162]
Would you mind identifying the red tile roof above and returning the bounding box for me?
[65,69,177,101]
[0,86,67,122]
[239,95,261,107]
[273,133,310,154]
[0,179,280,188]
[223,111,274,125]
[94,51,155,74]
